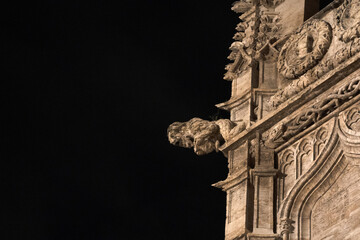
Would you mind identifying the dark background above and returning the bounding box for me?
[4,0,333,239]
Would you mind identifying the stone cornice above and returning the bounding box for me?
[216,90,252,111]
[212,169,249,191]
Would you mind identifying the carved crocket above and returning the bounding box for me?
[167,118,246,155]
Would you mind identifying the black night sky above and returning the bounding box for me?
[4,0,333,239]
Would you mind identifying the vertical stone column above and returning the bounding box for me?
[248,133,280,240]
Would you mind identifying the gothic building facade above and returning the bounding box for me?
[168,0,360,239]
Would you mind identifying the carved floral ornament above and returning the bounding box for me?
[277,19,333,79]
[167,118,246,155]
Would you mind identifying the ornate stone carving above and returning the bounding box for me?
[279,218,295,237]
[224,5,259,81]
[336,0,360,43]
[269,1,360,109]
[257,12,282,50]
[277,19,332,79]
[269,38,360,108]
[167,118,246,155]
[266,78,360,148]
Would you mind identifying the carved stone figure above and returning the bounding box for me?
[167,118,246,155]
[277,19,332,79]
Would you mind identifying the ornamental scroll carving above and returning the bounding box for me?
[266,77,360,148]
[167,118,246,155]
[277,19,332,79]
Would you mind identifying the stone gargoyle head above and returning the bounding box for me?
[167,118,223,155]
[167,117,246,155]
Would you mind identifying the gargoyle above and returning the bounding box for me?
[167,118,246,155]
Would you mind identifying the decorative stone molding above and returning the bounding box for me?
[296,138,312,176]
[314,126,328,159]
[277,120,333,209]
[167,118,246,155]
[279,149,294,173]
[277,19,332,80]
[266,77,360,148]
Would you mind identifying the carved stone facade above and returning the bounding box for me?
[168,0,360,239]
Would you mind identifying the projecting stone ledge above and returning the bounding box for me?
[212,169,249,191]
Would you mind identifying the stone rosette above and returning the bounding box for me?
[277,19,332,79]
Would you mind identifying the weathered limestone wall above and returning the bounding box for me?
[311,164,360,240]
